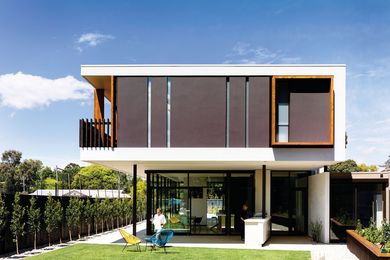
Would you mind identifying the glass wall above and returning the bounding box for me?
[150,173,190,234]
[147,171,254,235]
[271,171,308,234]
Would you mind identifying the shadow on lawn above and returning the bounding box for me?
[124,249,179,254]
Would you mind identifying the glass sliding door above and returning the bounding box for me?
[271,172,290,232]
[147,171,254,235]
[189,173,227,234]
[271,171,308,235]
[229,174,255,234]
[150,173,190,234]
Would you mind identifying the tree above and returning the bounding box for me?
[71,165,122,189]
[44,195,62,246]
[93,197,101,234]
[36,167,54,189]
[44,178,59,189]
[358,163,378,172]
[0,150,22,194]
[0,151,43,194]
[66,197,82,241]
[18,159,43,193]
[99,198,107,232]
[329,159,360,174]
[113,199,121,228]
[10,193,25,254]
[58,163,81,189]
[385,156,390,171]
[27,196,41,250]
[103,198,113,230]
[136,180,146,221]
[125,199,132,225]
[0,193,9,236]
[1,150,22,165]
[84,199,94,236]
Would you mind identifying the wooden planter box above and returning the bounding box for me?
[347,230,390,260]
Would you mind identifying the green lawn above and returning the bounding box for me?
[28,244,310,260]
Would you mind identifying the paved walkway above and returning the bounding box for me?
[2,221,357,260]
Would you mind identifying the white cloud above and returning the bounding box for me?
[77,33,114,49]
[224,42,301,64]
[0,72,92,109]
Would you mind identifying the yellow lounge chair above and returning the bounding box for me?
[119,228,142,252]
[170,216,180,224]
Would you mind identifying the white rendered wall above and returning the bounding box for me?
[308,172,330,243]
[253,169,271,217]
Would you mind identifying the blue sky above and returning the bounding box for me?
[0,0,389,167]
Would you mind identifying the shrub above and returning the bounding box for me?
[355,219,363,236]
[310,220,322,242]
[360,218,382,244]
[381,219,390,249]
[329,159,360,174]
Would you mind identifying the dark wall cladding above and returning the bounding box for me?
[117,77,148,147]
[151,77,167,147]
[229,77,246,147]
[114,76,272,148]
[286,78,331,142]
[248,77,271,147]
[170,77,227,147]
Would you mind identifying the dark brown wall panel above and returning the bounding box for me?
[117,77,147,147]
[289,92,330,142]
[229,77,246,147]
[171,77,226,147]
[248,77,270,147]
[151,77,167,147]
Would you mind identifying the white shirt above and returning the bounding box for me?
[153,213,166,231]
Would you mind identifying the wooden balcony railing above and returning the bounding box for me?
[79,118,113,148]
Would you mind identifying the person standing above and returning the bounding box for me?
[239,203,251,241]
[152,208,166,233]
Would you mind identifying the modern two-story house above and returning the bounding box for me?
[79,64,346,243]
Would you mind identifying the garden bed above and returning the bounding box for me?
[347,230,390,259]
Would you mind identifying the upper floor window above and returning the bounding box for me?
[272,76,334,146]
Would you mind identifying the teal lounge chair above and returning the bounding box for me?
[144,229,174,253]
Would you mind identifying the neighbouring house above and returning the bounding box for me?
[79,64,351,243]
[29,189,130,199]
[330,171,390,242]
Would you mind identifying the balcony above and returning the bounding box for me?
[79,118,114,148]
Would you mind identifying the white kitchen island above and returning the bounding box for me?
[244,217,271,246]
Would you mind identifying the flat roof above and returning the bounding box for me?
[82,64,346,68]
[81,64,346,77]
[81,64,346,100]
